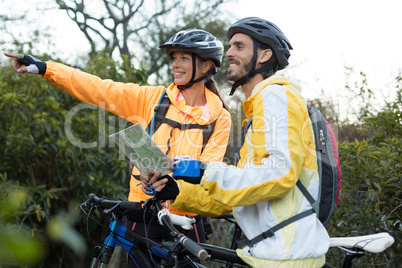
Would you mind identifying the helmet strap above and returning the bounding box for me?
[229,40,276,96]
[178,53,214,90]
[177,53,197,90]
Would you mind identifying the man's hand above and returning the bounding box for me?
[154,175,179,201]
[172,157,206,184]
[4,53,46,74]
[140,169,179,200]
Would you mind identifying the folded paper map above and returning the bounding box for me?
[109,124,172,176]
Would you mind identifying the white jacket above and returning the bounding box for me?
[173,75,330,267]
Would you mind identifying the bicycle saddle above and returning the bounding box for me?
[329,232,394,253]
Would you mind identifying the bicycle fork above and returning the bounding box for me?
[91,221,134,267]
[91,220,169,268]
[91,245,114,268]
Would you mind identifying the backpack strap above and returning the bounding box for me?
[237,182,317,249]
[162,117,217,155]
[146,91,170,136]
[201,119,217,152]
[145,91,216,156]
[238,206,315,248]
[231,115,253,162]
[296,180,319,214]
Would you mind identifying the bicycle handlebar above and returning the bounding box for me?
[85,193,208,261]
[88,193,143,211]
[155,201,208,260]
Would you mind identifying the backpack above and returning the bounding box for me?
[237,104,341,248]
[304,104,341,225]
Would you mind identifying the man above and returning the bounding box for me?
[149,17,330,267]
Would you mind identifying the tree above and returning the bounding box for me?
[55,0,233,60]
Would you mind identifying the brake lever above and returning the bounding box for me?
[80,195,95,208]
[103,202,121,214]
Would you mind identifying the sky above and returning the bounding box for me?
[3,0,402,118]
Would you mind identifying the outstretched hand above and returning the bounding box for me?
[4,53,46,74]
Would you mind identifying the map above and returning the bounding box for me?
[109,124,172,176]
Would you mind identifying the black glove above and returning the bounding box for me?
[19,54,47,75]
[154,175,179,201]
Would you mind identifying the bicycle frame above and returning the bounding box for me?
[91,219,169,267]
[91,218,246,268]
[84,194,245,268]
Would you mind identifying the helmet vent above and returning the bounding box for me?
[276,36,286,48]
[191,36,204,42]
[249,23,268,30]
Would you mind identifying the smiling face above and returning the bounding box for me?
[169,49,213,87]
[226,33,255,82]
[169,50,194,85]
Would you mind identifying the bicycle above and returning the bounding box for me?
[80,194,395,268]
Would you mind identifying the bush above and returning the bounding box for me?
[0,53,147,267]
[326,90,401,267]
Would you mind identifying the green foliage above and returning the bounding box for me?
[326,89,401,267]
[84,51,148,84]
[0,188,46,266]
[0,52,147,267]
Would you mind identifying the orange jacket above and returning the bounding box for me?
[43,62,231,215]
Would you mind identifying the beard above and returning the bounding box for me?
[227,58,253,82]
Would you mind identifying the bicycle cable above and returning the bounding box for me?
[143,201,161,266]
[80,202,105,246]
[84,197,168,266]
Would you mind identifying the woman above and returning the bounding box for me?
[5,29,231,267]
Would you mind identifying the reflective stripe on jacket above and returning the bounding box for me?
[43,62,231,216]
[172,75,329,267]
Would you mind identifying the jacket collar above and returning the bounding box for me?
[166,84,223,125]
[242,75,302,119]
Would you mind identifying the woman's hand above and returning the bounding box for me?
[139,169,173,195]
[140,169,157,195]
[4,53,46,74]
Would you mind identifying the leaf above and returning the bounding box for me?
[46,213,87,256]
[0,226,46,265]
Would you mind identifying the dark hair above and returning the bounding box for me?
[205,77,229,111]
[197,56,229,111]
[257,41,277,79]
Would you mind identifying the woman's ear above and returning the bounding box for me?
[259,49,273,64]
[201,60,213,74]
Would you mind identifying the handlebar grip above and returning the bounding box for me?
[118,201,143,211]
[180,236,208,260]
[88,193,142,211]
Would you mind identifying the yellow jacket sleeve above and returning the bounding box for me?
[201,84,309,207]
[171,180,232,217]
